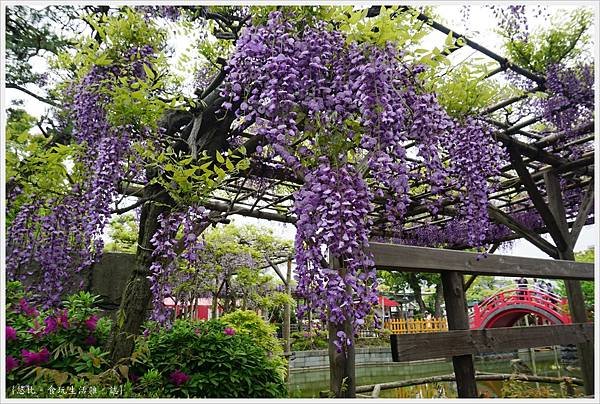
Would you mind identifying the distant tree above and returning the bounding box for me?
[105,213,139,253]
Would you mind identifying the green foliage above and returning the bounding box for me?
[221,310,286,377]
[290,329,329,351]
[428,64,516,118]
[500,8,593,73]
[135,319,287,398]
[5,107,77,224]
[105,213,138,252]
[5,282,113,390]
[221,310,282,354]
[5,6,73,88]
[466,276,512,303]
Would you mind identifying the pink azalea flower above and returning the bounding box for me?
[6,325,17,341]
[169,369,190,386]
[19,298,39,317]
[21,347,50,366]
[43,316,58,335]
[84,335,97,345]
[6,356,19,373]
[57,310,70,329]
[223,327,236,336]
[84,315,98,331]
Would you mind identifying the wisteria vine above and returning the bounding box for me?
[6,46,157,307]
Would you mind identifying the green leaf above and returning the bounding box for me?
[143,63,155,80]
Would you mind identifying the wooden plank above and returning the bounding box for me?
[368,243,593,280]
[391,323,594,362]
[544,172,571,248]
[507,144,568,251]
[441,271,478,397]
[488,205,558,258]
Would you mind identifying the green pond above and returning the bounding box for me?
[288,350,582,398]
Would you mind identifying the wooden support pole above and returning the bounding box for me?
[327,256,356,398]
[441,271,478,398]
[561,251,595,396]
[544,172,594,395]
[283,258,292,382]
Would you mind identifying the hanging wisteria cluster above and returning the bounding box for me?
[148,205,209,325]
[223,11,503,345]
[542,63,594,157]
[294,159,377,330]
[6,46,156,307]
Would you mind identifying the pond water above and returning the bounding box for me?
[288,350,582,398]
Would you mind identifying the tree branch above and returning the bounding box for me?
[6,83,59,107]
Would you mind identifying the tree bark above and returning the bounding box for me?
[408,274,427,316]
[106,184,171,362]
[433,282,444,318]
[327,259,356,398]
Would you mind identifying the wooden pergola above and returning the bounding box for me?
[120,6,595,398]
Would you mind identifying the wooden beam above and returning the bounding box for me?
[569,181,594,249]
[543,172,571,246]
[391,323,594,362]
[368,243,593,280]
[441,271,477,397]
[488,205,559,258]
[506,144,568,252]
[463,275,478,291]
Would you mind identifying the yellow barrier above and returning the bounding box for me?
[384,318,448,334]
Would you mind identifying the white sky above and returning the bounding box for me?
[4,3,597,259]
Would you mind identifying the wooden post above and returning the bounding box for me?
[283,258,292,382]
[544,172,594,395]
[441,271,478,398]
[328,256,356,398]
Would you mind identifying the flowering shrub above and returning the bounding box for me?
[134,318,287,398]
[5,281,112,389]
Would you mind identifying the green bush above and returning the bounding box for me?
[134,318,287,398]
[221,310,285,367]
[291,329,329,351]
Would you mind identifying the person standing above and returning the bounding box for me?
[516,277,528,300]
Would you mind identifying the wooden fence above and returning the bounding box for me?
[385,318,448,334]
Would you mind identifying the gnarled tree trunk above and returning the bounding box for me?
[106,181,171,362]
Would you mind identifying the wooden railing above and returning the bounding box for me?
[385,318,448,334]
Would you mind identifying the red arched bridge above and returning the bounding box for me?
[470,285,571,329]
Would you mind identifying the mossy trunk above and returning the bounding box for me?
[106,183,171,363]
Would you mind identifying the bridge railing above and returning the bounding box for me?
[470,285,570,328]
[385,317,448,334]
